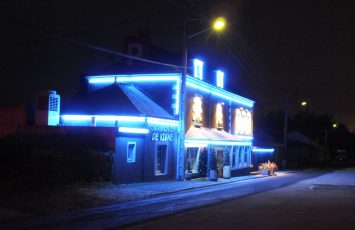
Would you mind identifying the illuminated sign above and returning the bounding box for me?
[149,124,175,142]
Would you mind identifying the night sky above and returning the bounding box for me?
[1,0,354,130]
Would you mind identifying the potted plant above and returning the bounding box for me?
[223,147,231,179]
[258,160,278,176]
[269,161,278,175]
[209,148,218,181]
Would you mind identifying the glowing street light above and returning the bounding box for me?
[332,123,337,128]
[301,101,307,107]
[212,17,227,31]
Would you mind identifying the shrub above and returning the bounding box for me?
[0,133,114,188]
[209,147,217,171]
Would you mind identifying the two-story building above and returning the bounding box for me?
[52,58,271,183]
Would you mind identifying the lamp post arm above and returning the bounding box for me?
[187,27,211,40]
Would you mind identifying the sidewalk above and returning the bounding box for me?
[75,171,290,204]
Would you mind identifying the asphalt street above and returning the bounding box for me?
[0,169,329,230]
[120,168,355,230]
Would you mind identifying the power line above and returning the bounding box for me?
[0,11,183,70]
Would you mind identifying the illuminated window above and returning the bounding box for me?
[246,111,252,135]
[216,70,224,88]
[216,103,223,130]
[127,142,136,163]
[193,59,204,80]
[192,96,203,127]
[155,144,168,175]
[185,147,200,173]
[241,110,246,134]
[235,109,242,134]
[234,108,253,136]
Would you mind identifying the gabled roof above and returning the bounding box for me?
[62,83,173,119]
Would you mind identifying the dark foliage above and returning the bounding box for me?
[198,147,208,178]
[0,133,113,189]
[209,147,217,170]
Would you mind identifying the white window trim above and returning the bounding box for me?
[127,142,136,163]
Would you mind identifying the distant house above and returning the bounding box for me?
[287,130,330,167]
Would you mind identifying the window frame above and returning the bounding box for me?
[126,142,136,163]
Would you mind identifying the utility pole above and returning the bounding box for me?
[283,94,289,150]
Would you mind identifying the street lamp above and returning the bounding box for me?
[176,16,227,180]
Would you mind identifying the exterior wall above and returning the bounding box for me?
[0,104,27,138]
[114,136,145,183]
[113,122,178,184]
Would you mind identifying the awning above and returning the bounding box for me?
[185,126,252,146]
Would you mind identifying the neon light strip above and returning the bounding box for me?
[186,81,211,93]
[61,115,145,122]
[118,127,149,134]
[87,74,180,84]
[147,117,179,127]
[175,79,180,115]
[95,116,145,122]
[186,76,254,108]
[235,135,254,140]
[88,77,115,84]
[185,139,252,146]
[252,148,274,153]
[61,115,92,121]
[87,74,181,115]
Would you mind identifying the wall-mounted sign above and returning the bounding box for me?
[149,124,175,142]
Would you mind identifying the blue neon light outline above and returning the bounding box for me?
[252,148,274,153]
[61,115,92,121]
[61,115,179,127]
[235,135,254,140]
[87,73,181,115]
[147,117,179,127]
[186,76,254,108]
[62,115,145,122]
[118,127,149,134]
[86,72,253,109]
[88,77,115,84]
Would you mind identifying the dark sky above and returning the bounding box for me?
[1,0,354,131]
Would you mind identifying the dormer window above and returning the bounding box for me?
[193,59,204,80]
[216,70,224,88]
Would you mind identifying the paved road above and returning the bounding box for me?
[1,170,328,230]
[120,168,355,230]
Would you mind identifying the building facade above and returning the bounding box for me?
[59,58,272,183]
